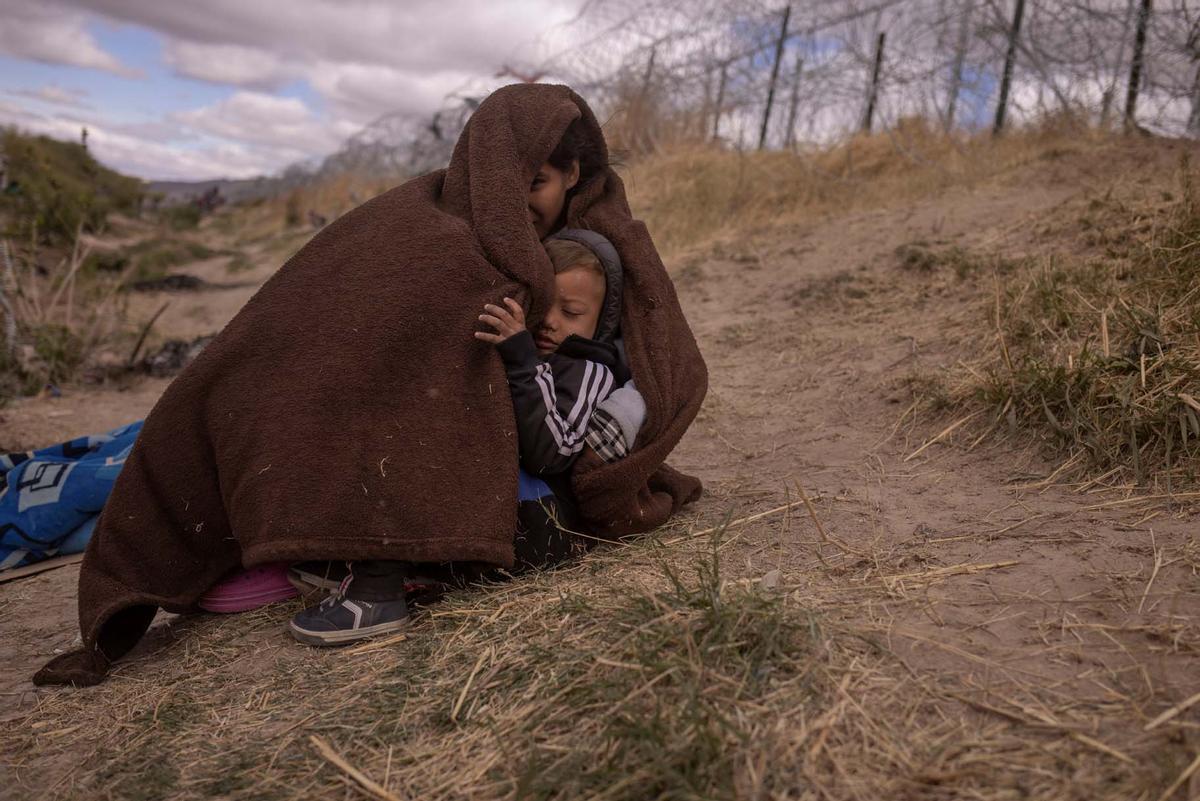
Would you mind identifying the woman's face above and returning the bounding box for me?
[528,159,580,240]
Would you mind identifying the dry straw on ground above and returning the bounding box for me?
[623,116,1107,257]
[939,155,1200,492]
[4,503,1196,800]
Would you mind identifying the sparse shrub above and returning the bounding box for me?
[894,242,1012,279]
[283,191,302,228]
[83,250,129,274]
[0,350,26,404]
[31,324,85,385]
[225,252,253,273]
[125,238,216,281]
[894,241,941,272]
[161,203,201,231]
[716,321,758,346]
[786,269,873,305]
[493,541,823,799]
[675,261,705,285]
[963,156,1200,489]
[0,127,142,243]
[899,370,955,413]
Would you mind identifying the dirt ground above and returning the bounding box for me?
[2,138,1199,799]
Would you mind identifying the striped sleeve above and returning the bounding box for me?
[496,331,615,475]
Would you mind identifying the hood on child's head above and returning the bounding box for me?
[545,228,623,344]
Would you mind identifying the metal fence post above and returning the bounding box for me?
[993,0,1027,135]
[862,31,886,133]
[1124,0,1152,131]
[712,62,728,141]
[759,5,792,150]
[785,53,805,148]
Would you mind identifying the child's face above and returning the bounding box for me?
[533,266,605,355]
[528,160,580,240]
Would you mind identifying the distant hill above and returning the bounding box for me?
[0,127,142,242]
[146,177,281,205]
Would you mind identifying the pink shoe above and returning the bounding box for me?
[198,562,299,613]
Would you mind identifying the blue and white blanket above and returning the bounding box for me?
[0,419,557,573]
[1,421,142,571]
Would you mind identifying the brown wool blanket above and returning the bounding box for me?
[35,83,707,687]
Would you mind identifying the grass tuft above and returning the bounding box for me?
[961,155,1200,489]
[624,117,1113,258]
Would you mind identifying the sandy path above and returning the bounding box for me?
[657,145,1200,753]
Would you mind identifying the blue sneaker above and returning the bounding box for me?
[288,583,410,646]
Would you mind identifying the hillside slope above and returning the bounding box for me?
[1,132,1198,800]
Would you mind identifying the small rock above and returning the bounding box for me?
[759,569,781,591]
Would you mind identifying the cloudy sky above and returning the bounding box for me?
[0,0,584,181]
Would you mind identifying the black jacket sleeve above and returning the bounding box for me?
[495,330,615,476]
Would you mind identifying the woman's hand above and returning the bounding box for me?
[474,297,527,344]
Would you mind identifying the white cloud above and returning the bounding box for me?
[1,0,590,180]
[305,62,478,124]
[0,0,140,78]
[1,84,367,180]
[87,126,279,180]
[172,90,350,158]
[106,118,189,141]
[0,98,53,130]
[65,0,581,123]
[72,0,579,74]
[6,85,92,109]
[162,40,299,90]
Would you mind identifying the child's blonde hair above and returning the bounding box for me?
[544,239,604,278]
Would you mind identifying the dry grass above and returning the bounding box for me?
[275,173,398,233]
[0,221,254,400]
[621,116,1108,257]
[4,503,1197,800]
[0,231,135,398]
[945,155,1200,491]
[206,172,387,267]
[213,115,1112,264]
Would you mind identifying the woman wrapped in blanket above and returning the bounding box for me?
[35,84,706,687]
[286,129,648,646]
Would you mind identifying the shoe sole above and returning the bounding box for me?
[288,616,410,647]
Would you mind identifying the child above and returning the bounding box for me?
[288,230,644,647]
[475,231,630,476]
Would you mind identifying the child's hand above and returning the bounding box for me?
[474,297,527,344]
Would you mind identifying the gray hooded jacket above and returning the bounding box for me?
[494,229,637,475]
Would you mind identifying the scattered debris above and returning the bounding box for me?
[140,335,214,376]
[130,274,207,292]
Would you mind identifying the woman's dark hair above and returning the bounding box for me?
[547,118,621,191]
